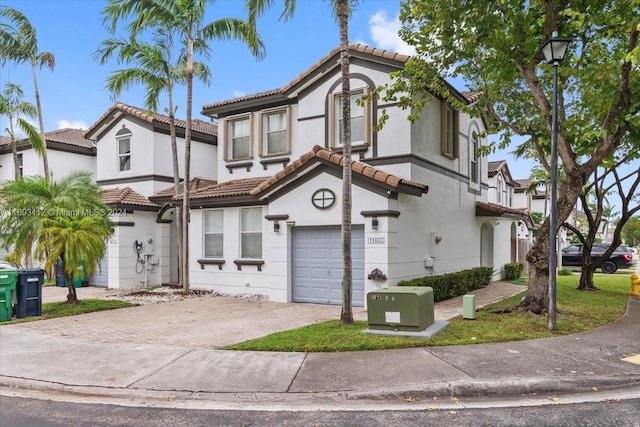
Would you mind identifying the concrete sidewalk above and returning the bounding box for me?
[1,281,639,409]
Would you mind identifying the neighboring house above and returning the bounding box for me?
[0,128,96,263]
[161,43,532,307]
[83,102,218,288]
[0,128,96,181]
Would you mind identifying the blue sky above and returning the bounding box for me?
[1,0,533,178]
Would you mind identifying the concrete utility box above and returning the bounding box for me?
[367,286,434,332]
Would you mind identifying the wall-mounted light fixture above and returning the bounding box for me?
[434,235,442,244]
[273,221,280,232]
[372,217,379,230]
[286,221,295,228]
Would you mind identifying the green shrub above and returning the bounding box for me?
[558,268,573,276]
[503,263,524,280]
[397,266,493,302]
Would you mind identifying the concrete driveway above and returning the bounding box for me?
[22,288,369,348]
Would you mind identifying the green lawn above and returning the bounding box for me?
[0,299,136,325]
[226,273,632,352]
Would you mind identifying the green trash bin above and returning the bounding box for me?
[0,263,19,321]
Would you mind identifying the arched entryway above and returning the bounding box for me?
[480,222,494,269]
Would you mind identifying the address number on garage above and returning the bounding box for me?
[367,237,385,245]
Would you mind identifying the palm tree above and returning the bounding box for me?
[93,29,211,287]
[38,215,113,303]
[0,82,44,180]
[0,6,55,181]
[0,171,113,302]
[246,0,356,323]
[101,0,265,290]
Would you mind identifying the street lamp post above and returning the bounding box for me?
[540,32,571,331]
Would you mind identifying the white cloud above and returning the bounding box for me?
[368,10,416,56]
[58,120,87,130]
[232,90,246,98]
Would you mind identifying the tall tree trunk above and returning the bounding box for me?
[167,86,183,287]
[578,264,597,290]
[523,173,584,313]
[181,34,194,292]
[339,0,353,324]
[31,62,50,181]
[7,111,20,179]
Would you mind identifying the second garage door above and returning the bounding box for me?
[292,225,364,307]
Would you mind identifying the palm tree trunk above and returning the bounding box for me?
[167,86,183,287]
[10,138,20,180]
[339,0,353,324]
[181,33,194,292]
[31,62,50,181]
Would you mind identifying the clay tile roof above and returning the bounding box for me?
[0,129,94,149]
[461,92,483,104]
[151,177,218,199]
[514,179,530,189]
[203,43,411,111]
[45,128,95,148]
[488,160,506,175]
[179,176,270,201]
[102,187,159,208]
[251,145,428,196]
[86,102,217,138]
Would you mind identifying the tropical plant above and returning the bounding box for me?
[101,0,265,291]
[0,171,114,302]
[38,215,113,303]
[622,216,640,247]
[0,6,55,181]
[0,82,44,180]
[378,0,639,317]
[246,0,357,324]
[94,28,211,287]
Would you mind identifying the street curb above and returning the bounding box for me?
[343,375,640,400]
[3,374,640,406]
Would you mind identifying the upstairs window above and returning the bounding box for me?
[260,108,290,156]
[240,207,262,259]
[17,153,23,178]
[329,87,371,148]
[470,132,479,183]
[116,125,132,172]
[118,138,131,171]
[226,116,252,160]
[497,175,504,204]
[204,210,223,258]
[440,102,459,158]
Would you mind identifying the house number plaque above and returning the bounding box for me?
[367,237,385,244]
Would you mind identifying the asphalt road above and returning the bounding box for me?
[1,396,639,427]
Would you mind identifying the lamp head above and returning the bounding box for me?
[541,31,571,64]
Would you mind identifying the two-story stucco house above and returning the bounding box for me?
[83,102,218,288]
[158,43,533,307]
[0,128,96,181]
[0,129,97,261]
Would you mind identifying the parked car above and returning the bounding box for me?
[561,243,634,274]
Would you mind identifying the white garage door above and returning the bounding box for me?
[90,253,108,288]
[292,226,364,307]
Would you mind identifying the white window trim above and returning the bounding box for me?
[240,207,263,259]
[203,209,224,258]
[17,153,23,178]
[224,114,253,161]
[258,107,291,157]
[117,135,131,172]
[328,87,372,148]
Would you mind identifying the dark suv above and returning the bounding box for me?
[561,243,634,274]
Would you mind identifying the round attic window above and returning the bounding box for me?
[311,188,335,210]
